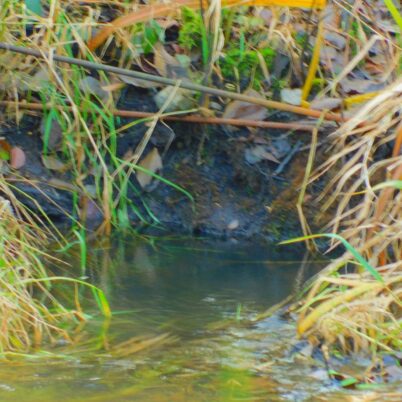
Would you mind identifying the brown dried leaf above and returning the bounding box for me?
[310,97,342,111]
[223,89,268,121]
[153,43,189,79]
[40,117,63,151]
[339,78,385,94]
[21,68,52,91]
[41,155,68,172]
[245,146,280,165]
[118,74,161,89]
[153,87,194,111]
[136,148,163,189]
[0,139,12,155]
[79,76,110,102]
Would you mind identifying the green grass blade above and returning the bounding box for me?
[118,158,194,204]
[384,0,402,31]
[373,180,402,191]
[21,277,111,317]
[280,233,384,282]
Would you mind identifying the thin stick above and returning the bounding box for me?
[0,43,344,123]
[0,101,319,132]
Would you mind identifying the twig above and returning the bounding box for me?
[274,140,303,175]
[0,43,344,123]
[0,100,319,132]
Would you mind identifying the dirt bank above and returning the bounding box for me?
[0,86,324,241]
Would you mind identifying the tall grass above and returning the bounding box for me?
[289,78,402,358]
[0,179,108,353]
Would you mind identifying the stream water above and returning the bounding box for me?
[0,237,400,401]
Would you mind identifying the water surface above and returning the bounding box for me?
[0,238,400,401]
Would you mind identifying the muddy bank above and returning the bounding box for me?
[0,87,324,241]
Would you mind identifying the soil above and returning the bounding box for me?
[0,86,324,242]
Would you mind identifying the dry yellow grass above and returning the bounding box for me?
[295,78,402,356]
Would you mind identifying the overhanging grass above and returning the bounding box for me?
[288,79,402,359]
[0,180,110,353]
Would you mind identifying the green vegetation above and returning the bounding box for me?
[179,7,205,51]
[0,181,109,353]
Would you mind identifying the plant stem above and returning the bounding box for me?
[0,42,344,123]
[0,100,320,131]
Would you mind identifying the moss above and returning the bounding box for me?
[178,7,204,51]
[219,47,276,83]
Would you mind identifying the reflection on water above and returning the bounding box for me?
[0,238,400,401]
[91,239,318,338]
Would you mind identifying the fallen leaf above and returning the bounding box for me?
[78,76,110,102]
[136,148,163,189]
[0,160,9,175]
[153,43,189,80]
[10,147,26,169]
[153,86,194,112]
[0,195,14,216]
[245,146,280,165]
[41,155,68,172]
[0,139,11,160]
[320,45,338,61]
[21,68,53,91]
[271,138,291,159]
[155,19,179,30]
[154,43,178,77]
[324,31,346,50]
[48,178,77,192]
[40,116,63,151]
[223,89,268,122]
[310,97,342,111]
[118,74,161,89]
[339,78,385,94]
[280,88,302,106]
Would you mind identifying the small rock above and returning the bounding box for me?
[10,146,26,169]
[227,219,239,230]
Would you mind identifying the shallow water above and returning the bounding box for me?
[0,238,400,401]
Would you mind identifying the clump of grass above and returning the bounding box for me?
[284,234,401,355]
[0,182,72,353]
[0,178,110,353]
[289,78,402,359]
